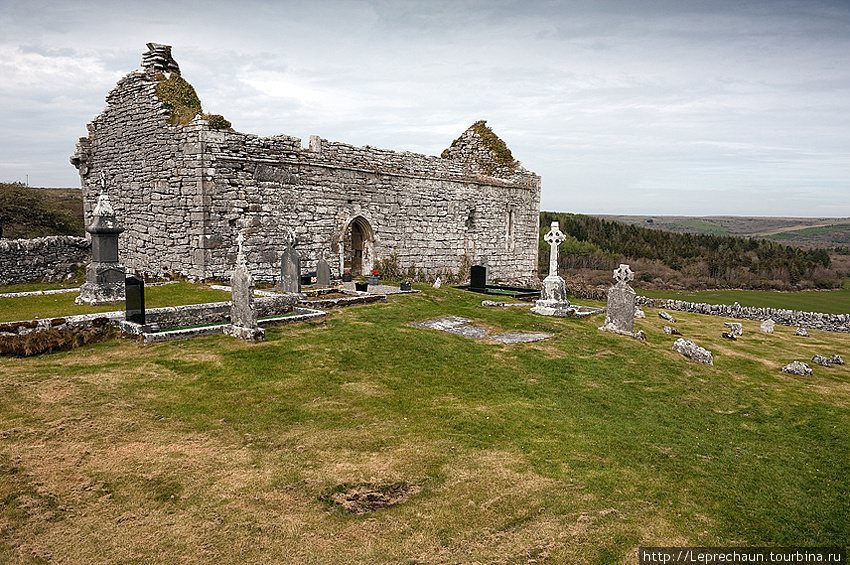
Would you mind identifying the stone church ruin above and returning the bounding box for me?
[70,44,542,283]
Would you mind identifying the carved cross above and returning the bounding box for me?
[613,264,634,285]
[544,221,566,277]
[236,230,246,263]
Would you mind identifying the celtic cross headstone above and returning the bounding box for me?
[531,221,573,317]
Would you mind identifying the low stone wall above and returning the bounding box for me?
[0,236,90,285]
[635,296,850,333]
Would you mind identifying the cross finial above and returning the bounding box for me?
[544,221,566,277]
[613,264,634,285]
[236,230,246,264]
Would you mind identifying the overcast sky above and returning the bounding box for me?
[1,0,848,217]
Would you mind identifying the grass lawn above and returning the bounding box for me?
[1,285,848,564]
[638,278,850,315]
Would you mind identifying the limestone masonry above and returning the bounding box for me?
[71,44,542,283]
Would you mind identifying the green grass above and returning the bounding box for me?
[0,282,231,322]
[1,285,848,563]
[638,279,850,315]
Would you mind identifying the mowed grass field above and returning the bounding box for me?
[1,285,849,564]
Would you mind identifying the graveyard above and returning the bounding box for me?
[1,264,849,563]
[0,41,847,564]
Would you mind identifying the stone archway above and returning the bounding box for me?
[340,216,375,277]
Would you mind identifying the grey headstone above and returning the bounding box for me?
[280,242,301,293]
[230,262,256,329]
[795,327,809,337]
[830,354,844,365]
[760,319,775,333]
[599,264,636,335]
[316,257,331,288]
[724,322,743,337]
[125,276,145,325]
[224,258,265,341]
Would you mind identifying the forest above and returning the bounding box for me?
[540,211,844,291]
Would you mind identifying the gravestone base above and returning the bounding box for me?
[530,274,573,317]
[223,324,266,342]
[76,281,125,305]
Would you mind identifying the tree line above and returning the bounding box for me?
[539,211,843,290]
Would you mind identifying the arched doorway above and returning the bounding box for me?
[341,216,374,276]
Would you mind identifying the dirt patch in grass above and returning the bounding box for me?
[324,482,422,514]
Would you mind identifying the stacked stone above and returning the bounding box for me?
[141,43,180,75]
[72,44,542,286]
[635,296,850,333]
[0,236,90,285]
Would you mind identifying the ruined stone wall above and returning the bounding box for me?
[0,236,90,285]
[635,296,850,333]
[72,45,541,284]
[71,69,209,280]
[200,131,540,283]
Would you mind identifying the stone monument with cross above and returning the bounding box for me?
[599,264,638,336]
[77,172,126,305]
[223,231,266,341]
[531,221,574,317]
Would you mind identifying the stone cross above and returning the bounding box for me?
[613,264,634,285]
[544,221,566,278]
[236,230,246,263]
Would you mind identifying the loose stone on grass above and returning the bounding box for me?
[812,354,832,367]
[672,338,713,365]
[782,361,813,376]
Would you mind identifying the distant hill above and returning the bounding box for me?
[0,183,84,239]
[541,212,845,291]
[593,215,850,249]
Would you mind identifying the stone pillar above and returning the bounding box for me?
[599,264,637,336]
[76,190,126,305]
[531,221,573,317]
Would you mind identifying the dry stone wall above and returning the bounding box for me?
[0,236,90,285]
[635,296,850,333]
[71,45,541,284]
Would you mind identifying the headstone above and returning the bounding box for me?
[830,354,844,365]
[781,361,812,376]
[125,275,145,325]
[599,264,636,336]
[724,322,743,337]
[795,327,809,337]
[432,277,442,289]
[280,237,301,293]
[760,319,775,334]
[531,222,573,317]
[224,232,265,341]
[316,257,331,288]
[470,265,487,289]
[672,338,714,365]
[811,354,832,367]
[77,179,126,305]
[634,307,646,319]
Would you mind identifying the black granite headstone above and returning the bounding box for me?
[125,276,145,324]
[470,265,487,289]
